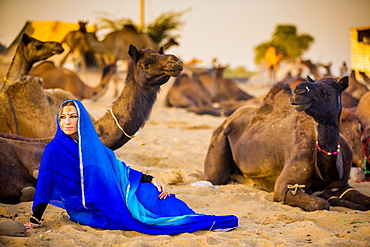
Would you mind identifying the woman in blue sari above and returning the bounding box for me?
[27,99,238,234]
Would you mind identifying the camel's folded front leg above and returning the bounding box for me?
[204,125,233,185]
[274,183,330,211]
[333,186,370,210]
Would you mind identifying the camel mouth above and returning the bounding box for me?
[164,68,182,77]
[291,102,311,111]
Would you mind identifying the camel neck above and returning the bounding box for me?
[315,122,343,182]
[6,45,30,82]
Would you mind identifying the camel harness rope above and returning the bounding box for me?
[338,187,355,199]
[287,184,306,195]
[109,109,146,146]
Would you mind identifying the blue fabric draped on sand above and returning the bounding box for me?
[33,99,238,234]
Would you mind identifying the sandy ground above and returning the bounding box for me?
[1,76,370,247]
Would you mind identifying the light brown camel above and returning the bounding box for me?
[0,45,182,203]
[59,21,104,71]
[85,25,157,63]
[346,70,368,100]
[319,62,333,78]
[1,33,64,91]
[0,76,76,138]
[28,61,116,100]
[85,25,178,64]
[264,46,284,84]
[204,76,370,211]
[359,71,370,86]
[355,90,370,177]
[301,59,322,80]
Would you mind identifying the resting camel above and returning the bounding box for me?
[165,73,212,108]
[205,76,370,211]
[1,33,64,91]
[166,66,254,116]
[346,70,368,100]
[359,71,370,86]
[28,61,116,100]
[355,90,370,174]
[0,45,182,203]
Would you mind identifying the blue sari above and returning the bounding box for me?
[33,99,238,234]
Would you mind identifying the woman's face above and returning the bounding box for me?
[59,105,78,139]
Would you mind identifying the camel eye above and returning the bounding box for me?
[36,44,43,50]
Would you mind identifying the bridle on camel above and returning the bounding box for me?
[361,133,370,175]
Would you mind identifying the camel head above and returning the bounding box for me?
[290,76,349,125]
[78,21,88,33]
[21,33,64,63]
[128,44,183,87]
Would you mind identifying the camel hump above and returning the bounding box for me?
[264,82,292,100]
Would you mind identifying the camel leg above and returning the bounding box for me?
[204,125,233,185]
[276,188,330,211]
[333,186,370,210]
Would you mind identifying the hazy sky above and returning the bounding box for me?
[1,0,369,74]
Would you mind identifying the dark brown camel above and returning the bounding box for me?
[165,66,255,116]
[204,76,370,211]
[165,73,212,108]
[28,61,116,100]
[0,45,182,203]
[1,33,64,91]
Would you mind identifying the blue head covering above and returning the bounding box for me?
[33,99,238,234]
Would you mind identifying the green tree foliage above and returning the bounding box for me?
[254,25,314,65]
[95,11,135,31]
[146,9,189,44]
[94,9,189,44]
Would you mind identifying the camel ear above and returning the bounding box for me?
[158,46,164,54]
[22,33,31,45]
[307,76,315,82]
[338,76,349,93]
[128,44,140,63]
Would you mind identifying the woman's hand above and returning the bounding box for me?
[151,178,170,199]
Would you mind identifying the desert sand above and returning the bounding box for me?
[1,77,369,247]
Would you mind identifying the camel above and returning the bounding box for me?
[165,73,212,108]
[264,46,284,84]
[0,45,182,203]
[28,61,116,100]
[59,21,104,71]
[355,90,370,176]
[301,60,322,80]
[359,71,370,86]
[165,66,254,116]
[204,76,370,211]
[346,70,368,100]
[85,25,178,64]
[1,33,64,91]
